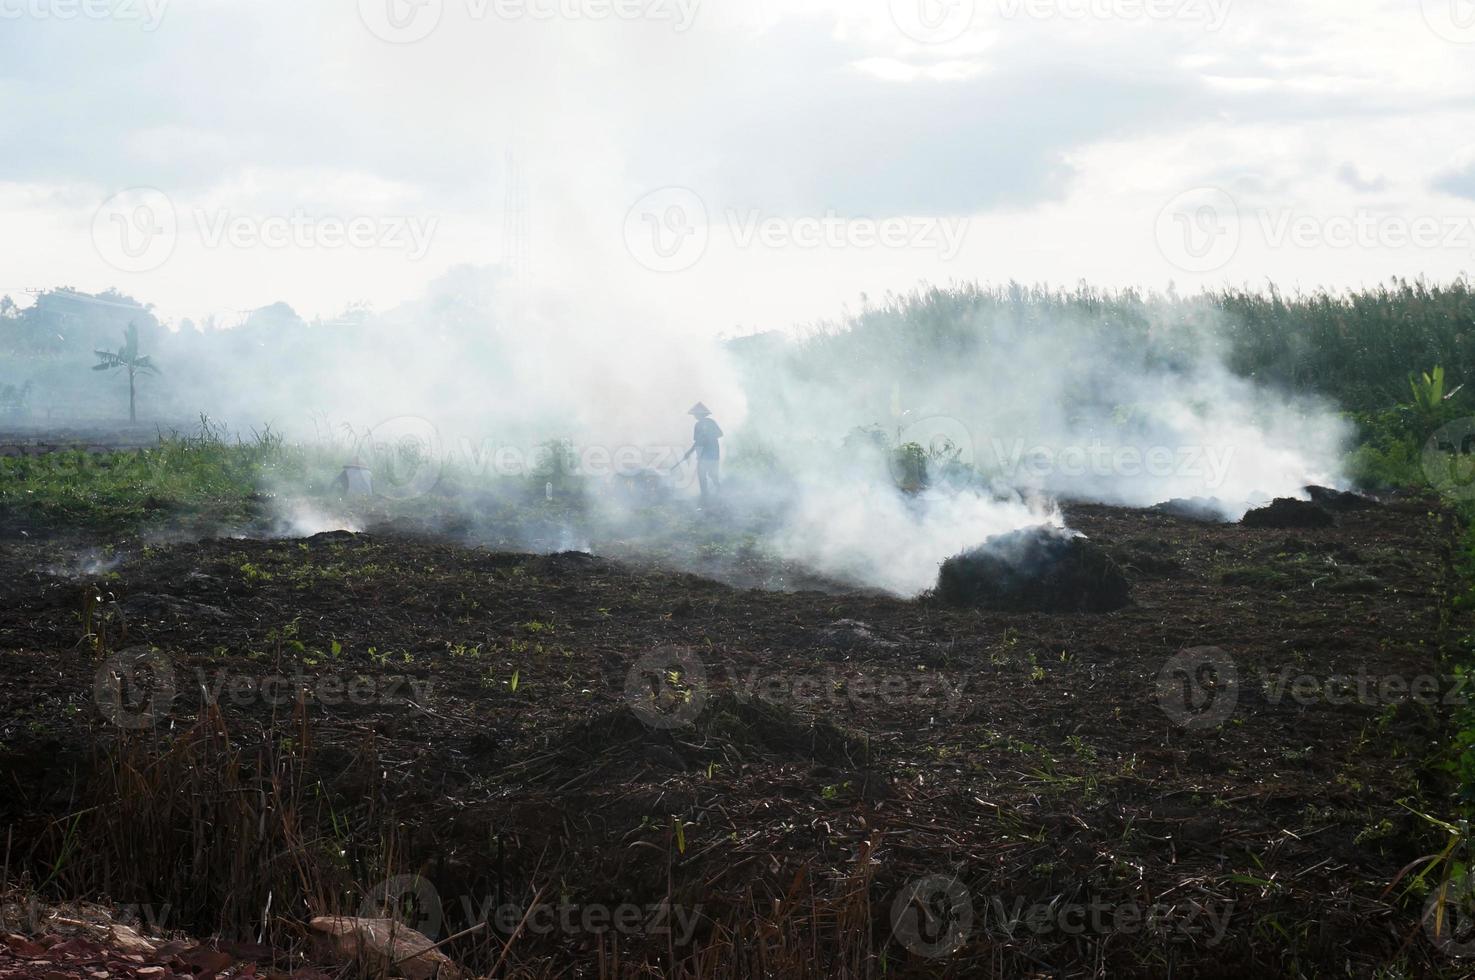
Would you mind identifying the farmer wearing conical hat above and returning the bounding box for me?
[674,402,723,503]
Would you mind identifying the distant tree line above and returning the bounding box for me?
[740,279,1475,416]
[2,279,1472,424]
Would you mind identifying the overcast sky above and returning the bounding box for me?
[3,0,1475,332]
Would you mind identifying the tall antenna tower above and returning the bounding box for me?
[503,149,530,288]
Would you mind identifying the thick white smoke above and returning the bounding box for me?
[717,290,1350,592]
[28,269,1350,596]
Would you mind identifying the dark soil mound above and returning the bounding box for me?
[1304,485,1379,510]
[1111,537,1182,578]
[1150,497,1230,522]
[1241,498,1334,529]
[935,526,1131,613]
[539,692,867,783]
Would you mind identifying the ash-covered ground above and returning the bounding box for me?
[0,491,1462,977]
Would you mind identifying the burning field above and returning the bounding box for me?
[14,1,1475,973]
[0,484,1465,977]
[3,282,1475,979]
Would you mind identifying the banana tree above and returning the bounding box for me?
[93,322,159,423]
[1410,365,1457,419]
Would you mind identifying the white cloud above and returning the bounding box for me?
[1,0,1474,325]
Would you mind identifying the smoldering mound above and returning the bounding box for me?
[1240,498,1335,529]
[934,525,1131,613]
[1149,497,1234,523]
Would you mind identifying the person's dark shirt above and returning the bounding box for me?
[693,418,722,459]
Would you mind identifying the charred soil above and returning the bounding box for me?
[0,499,1464,977]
